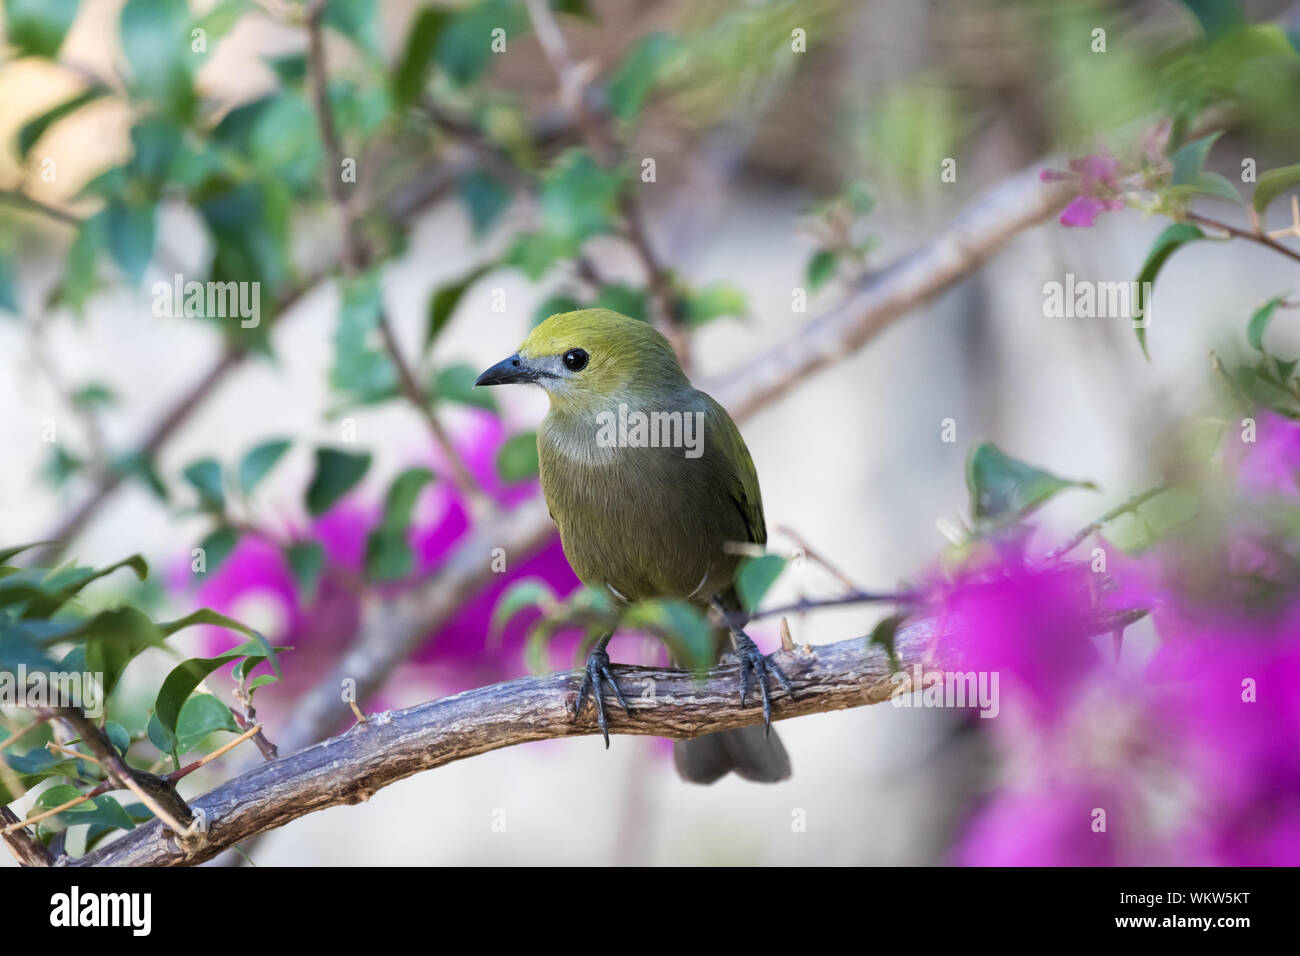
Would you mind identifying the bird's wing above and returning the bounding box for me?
[702,393,766,547]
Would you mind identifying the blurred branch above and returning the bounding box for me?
[0,190,80,226]
[1184,210,1300,267]
[71,621,932,867]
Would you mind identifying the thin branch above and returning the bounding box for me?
[73,620,932,867]
[1046,484,1167,561]
[1185,211,1300,266]
[0,189,81,227]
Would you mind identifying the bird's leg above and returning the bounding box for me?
[573,632,631,748]
[714,599,795,735]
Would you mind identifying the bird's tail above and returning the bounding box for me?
[673,725,791,784]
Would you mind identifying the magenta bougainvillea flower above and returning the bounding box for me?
[934,425,1300,865]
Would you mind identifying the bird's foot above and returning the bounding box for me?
[733,632,795,736]
[573,645,631,748]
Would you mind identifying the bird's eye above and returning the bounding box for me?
[563,348,589,372]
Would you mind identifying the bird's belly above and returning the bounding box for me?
[540,447,744,604]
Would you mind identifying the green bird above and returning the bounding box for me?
[475,308,793,783]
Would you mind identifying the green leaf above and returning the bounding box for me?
[306,447,372,515]
[237,438,291,494]
[182,458,225,512]
[1247,294,1291,352]
[365,467,434,582]
[735,555,786,612]
[966,442,1096,522]
[624,599,713,672]
[321,0,380,56]
[495,432,539,482]
[458,169,512,237]
[434,0,527,85]
[0,542,53,564]
[393,5,450,105]
[432,362,498,412]
[120,0,195,120]
[197,526,239,575]
[35,783,97,816]
[681,282,747,327]
[1101,486,1200,554]
[17,88,105,159]
[157,610,280,676]
[491,578,555,636]
[154,653,244,741]
[175,693,239,753]
[248,93,322,190]
[284,541,324,602]
[868,613,905,674]
[1177,0,1244,43]
[104,198,155,285]
[1170,131,1223,185]
[1133,223,1206,359]
[1253,163,1300,215]
[425,263,493,351]
[1168,171,1241,204]
[0,251,16,314]
[331,272,397,405]
[104,721,131,758]
[606,32,681,122]
[593,283,648,320]
[81,606,165,701]
[806,248,839,293]
[71,382,116,411]
[4,0,79,58]
[538,149,625,246]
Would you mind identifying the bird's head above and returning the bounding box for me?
[474,309,688,410]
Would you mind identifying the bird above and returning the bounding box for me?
[475,308,793,783]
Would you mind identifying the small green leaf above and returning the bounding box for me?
[237,438,291,494]
[491,578,554,636]
[1247,294,1290,352]
[1253,163,1300,215]
[175,693,240,753]
[80,606,165,701]
[425,263,493,351]
[966,442,1096,522]
[681,282,747,327]
[624,599,713,672]
[606,32,681,122]
[495,432,539,482]
[306,448,372,515]
[104,198,155,285]
[1170,131,1223,186]
[182,458,225,512]
[735,555,786,612]
[868,613,905,674]
[5,0,79,58]
[458,169,512,237]
[806,249,839,293]
[393,5,450,105]
[533,293,582,327]
[157,609,281,676]
[17,88,105,158]
[154,654,244,741]
[197,526,239,575]
[432,362,498,411]
[1133,223,1206,359]
[284,541,325,602]
[104,721,131,758]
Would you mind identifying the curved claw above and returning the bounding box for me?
[573,646,631,748]
[733,633,795,736]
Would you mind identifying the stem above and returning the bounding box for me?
[1184,211,1300,266]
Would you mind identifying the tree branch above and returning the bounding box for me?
[71,620,932,867]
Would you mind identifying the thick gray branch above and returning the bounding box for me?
[70,622,931,867]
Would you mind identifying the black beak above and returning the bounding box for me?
[474,353,532,387]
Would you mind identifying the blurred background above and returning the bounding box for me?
[3,0,1300,865]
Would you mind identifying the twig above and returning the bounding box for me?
[73,620,933,867]
[166,724,264,783]
[1184,211,1300,266]
[1046,485,1167,561]
[0,189,80,226]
